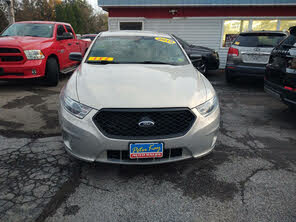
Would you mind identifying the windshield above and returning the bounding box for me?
[277,33,296,50]
[1,23,54,38]
[87,36,189,65]
[234,33,286,47]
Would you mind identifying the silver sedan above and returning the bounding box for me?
[59,31,220,164]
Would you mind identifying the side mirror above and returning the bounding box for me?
[57,32,73,40]
[189,53,202,62]
[69,52,83,62]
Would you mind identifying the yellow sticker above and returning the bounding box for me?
[88,57,114,61]
[155,37,176,44]
[234,41,240,45]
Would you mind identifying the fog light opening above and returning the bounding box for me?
[32,69,37,75]
[62,131,72,150]
[211,135,218,147]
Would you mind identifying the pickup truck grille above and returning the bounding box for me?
[0,47,24,63]
[0,48,21,53]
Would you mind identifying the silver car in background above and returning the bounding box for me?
[225,31,287,83]
[59,31,220,164]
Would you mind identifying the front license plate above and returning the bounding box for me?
[130,143,163,159]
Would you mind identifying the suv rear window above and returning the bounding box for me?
[234,33,286,47]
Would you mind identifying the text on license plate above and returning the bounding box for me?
[130,143,163,159]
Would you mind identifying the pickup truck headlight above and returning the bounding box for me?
[24,50,45,60]
[196,95,219,117]
[61,94,92,119]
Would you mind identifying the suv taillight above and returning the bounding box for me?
[228,47,239,57]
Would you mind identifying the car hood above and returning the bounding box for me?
[190,45,215,53]
[0,36,52,50]
[75,64,208,109]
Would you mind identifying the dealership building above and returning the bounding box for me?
[99,0,296,68]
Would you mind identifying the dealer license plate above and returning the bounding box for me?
[130,143,163,159]
[242,54,269,64]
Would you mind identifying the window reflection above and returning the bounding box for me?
[252,20,278,31]
[280,20,296,31]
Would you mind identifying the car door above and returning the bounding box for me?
[64,25,81,66]
[55,24,69,70]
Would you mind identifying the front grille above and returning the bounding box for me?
[1,56,23,62]
[93,108,196,139]
[0,48,24,63]
[107,148,183,162]
[0,48,21,53]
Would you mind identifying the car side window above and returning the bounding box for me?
[57,25,66,36]
[65,25,74,38]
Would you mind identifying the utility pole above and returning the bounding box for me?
[6,0,15,24]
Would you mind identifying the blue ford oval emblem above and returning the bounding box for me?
[138,120,155,128]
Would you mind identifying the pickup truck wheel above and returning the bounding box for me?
[45,58,59,86]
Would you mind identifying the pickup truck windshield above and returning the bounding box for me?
[87,36,189,65]
[1,23,54,38]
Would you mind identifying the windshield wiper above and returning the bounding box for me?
[86,60,117,65]
[24,35,40,37]
[139,61,177,65]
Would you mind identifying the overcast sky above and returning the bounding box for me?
[87,0,104,13]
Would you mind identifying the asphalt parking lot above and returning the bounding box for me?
[0,71,296,222]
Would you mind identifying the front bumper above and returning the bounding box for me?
[207,57,220,70]
[226,64,266,77]
[264,80,296,106]
[0,59,46,79]
[59,105,220,165]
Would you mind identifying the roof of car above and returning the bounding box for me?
[100,30,172,38]
[240,31,287,35]
[15,21,71,26]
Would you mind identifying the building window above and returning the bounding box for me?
[280,20,296,31]
[120,22,143,30]
[221,19,296,48]
[252,20,278,31]
[222,20,249,47]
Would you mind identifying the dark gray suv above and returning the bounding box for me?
[225,31,287,83]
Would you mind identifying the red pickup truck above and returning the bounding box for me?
[0,21,91,86]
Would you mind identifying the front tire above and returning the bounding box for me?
[45,58,59,87]
[225,70,235,84]
[195,59,208,75]
[288,104,296,112]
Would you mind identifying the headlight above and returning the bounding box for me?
[24,50,45,60]
[61,95,92,119]
[196,95,219,117]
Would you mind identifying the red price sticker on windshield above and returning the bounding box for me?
[88,57,114,61]
[155,37,176,44]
